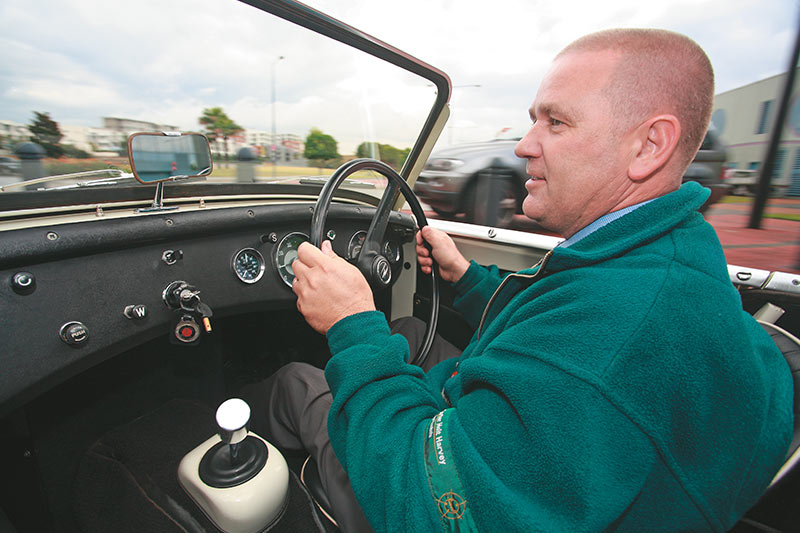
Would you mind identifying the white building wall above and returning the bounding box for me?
[0,120,31,150]
[711,68,800,195]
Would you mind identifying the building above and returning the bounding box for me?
[102,117,179,134]
[242,130,304,162]
[711,68,800,196]
[0,120,31,152]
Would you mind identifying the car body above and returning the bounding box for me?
[415,130,730,224]
[0,1,798,532]
[725,168,760,195]
[683,128,729,210]
[723,168,789,196]
[413,139,527,226]
[0,156,21,174]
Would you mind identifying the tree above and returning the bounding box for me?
[303,128,340,170]
[198,107,243,160]
[29,111,64,158]
[356,141,410,170]
[61,144,91,159]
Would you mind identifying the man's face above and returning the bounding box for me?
[514,50,636,238]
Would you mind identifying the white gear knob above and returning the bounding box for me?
[216,398,250,445]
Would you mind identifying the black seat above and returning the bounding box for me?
[301,456,339,530]
[732,322,800,532]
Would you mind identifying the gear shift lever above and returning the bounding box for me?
[217,398,250,463]
[178,398,289,533]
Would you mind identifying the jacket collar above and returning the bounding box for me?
[545,182,710,272]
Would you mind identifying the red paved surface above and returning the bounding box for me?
[703,198,800,274]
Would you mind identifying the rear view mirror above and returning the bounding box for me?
[128,132,213,184]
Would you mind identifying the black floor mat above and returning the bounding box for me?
[73,398,334,532]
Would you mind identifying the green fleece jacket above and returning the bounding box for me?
[324,182,793,532]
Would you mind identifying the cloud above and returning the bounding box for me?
[1,0,796,154]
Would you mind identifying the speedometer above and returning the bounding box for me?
[232,248,266,284]
[274,232,309,287]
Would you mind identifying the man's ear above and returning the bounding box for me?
[628,114,681,181]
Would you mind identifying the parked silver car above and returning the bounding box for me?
[414,130,728,226]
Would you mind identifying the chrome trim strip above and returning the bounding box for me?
[428,218,563,251]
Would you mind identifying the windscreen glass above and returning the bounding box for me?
[0,0,437,198]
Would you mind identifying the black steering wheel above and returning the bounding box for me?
[310,158,440,367]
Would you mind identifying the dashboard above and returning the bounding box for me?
[0,202,416,416]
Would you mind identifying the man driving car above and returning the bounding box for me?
[245,28,793,532]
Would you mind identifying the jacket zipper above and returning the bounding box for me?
[442,250,554,407]
[475,250,553,340]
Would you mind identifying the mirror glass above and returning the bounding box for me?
[129,133,212,183]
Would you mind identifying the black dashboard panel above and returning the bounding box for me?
[0,202,415,416]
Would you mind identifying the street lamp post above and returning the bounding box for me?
[271,55,285,178]
[448,84,481,145]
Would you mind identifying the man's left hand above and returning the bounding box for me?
[292,240,376,334]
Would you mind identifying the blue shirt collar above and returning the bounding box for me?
[558,199,654,248]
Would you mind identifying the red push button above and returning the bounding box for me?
[174,319,200,343]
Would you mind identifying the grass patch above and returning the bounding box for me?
[720,195,752,204]
[764,213,800,222]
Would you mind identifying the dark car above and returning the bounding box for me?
[413,139,527,226]
[414,130,728,225]
[684,129,729,210]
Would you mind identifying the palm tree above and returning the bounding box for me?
[198,107,243,160]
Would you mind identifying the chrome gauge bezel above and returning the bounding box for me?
[274,232,309,287]
[347,230,367,261]
[232,248,266,284]
[383,240,401,263]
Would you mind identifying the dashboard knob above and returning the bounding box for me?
[60,321,88,347]
[123,304,147,320]
[11,272,36,295]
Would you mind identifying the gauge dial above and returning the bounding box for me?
[275,232,309,287]
[347,231,367,261]
[383,240,401,263]
[232,248,266,284]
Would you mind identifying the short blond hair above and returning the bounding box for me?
[558,29,714,170]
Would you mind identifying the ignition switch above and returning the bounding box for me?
[162,280,214,344]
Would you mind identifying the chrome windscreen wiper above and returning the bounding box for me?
[0,166,210,193]
[0,169,130,192]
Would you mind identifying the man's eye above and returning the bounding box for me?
[551,118,563,127]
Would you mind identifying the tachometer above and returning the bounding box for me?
[232,248,266,284]
[275,232,309,287]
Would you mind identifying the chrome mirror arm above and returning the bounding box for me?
[136,181,178,213]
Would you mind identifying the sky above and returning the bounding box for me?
[306,0,797,146]
[0,0,797,153]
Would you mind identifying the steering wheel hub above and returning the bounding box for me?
[372,255,392,286]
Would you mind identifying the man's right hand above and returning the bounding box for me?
[416,226,470,283]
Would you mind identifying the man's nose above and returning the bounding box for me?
[514,126,541,159]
